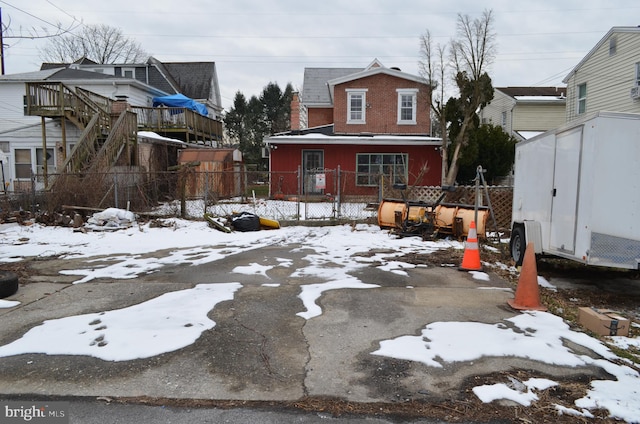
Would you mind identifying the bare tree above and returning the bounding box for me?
[1,10,81,74]
[419,30,449,184]
[39,24,148,64]
[419,10,496,185]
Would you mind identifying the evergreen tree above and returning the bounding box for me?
[455,124,517,184]
[224,82,292,169]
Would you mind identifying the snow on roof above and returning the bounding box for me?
[513,96,565,102]
[266,133,441,146]
[517,131,545,140]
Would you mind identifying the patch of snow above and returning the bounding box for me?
[0,283,241,361]
[0,299,20,308]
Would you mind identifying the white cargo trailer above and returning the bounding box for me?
[510,111,640,270]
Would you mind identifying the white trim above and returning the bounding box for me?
[577,83,587,114]
[266,134,441,146]
[347,90,367,124]
[396,89,418,125]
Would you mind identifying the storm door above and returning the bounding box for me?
[302,150,324,194]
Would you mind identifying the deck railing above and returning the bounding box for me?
[130,106,223,143]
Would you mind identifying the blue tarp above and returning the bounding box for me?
[152,93,208,116]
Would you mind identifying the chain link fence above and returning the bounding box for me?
[1,169,513,229]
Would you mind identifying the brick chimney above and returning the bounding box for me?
[290,91,301,131]
[112,95,130,116]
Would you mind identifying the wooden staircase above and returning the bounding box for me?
[25,82,137,175]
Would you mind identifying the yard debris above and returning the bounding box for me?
[85,208,136,230]
[204,213,232,233]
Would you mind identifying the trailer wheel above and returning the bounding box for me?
[510,226,526,266]
[0,271,19,298]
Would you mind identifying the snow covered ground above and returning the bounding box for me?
[0,211,639,422]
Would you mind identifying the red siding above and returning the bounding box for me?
[270,143,441,197]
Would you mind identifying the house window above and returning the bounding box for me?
[577,83,587,114]
[501,111,507,128]
[14,148,54,179]
[636,62,640,86]
[609,36,617,56]
[15,149,31,179]
[397,89,418,124]
[123,68,135,78]
[347,90,367,124]
[356,153,407,186]
[36,148,55,173]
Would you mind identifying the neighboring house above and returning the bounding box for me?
[265,59,441,199]
[563,26,640,122]
[0,58,223,192]
[41,57,223,119]
[478,87,567,141]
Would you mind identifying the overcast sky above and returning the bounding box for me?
[1,0,638,109]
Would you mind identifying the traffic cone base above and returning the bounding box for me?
[508,242,547,311]
[459,220,482,271]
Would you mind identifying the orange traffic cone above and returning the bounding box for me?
[508,242,547,311]
[459,220,482,271]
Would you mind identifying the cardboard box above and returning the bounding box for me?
[578,307,630,337]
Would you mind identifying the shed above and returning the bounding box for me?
[177,148,243,198]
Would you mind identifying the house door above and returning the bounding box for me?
[302,150,324,194]
[549,126,583,254]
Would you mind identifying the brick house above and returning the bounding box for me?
[264,59,441,199]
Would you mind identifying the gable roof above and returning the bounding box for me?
[563,26,640,83]
[328,59,427,87]
[155,60,221,107]
[301,59,428,107]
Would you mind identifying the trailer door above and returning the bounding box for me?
[549,126,583,254]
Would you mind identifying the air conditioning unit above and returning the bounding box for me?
[630,86,640,100]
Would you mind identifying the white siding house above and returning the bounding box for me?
[0,69,167,191]
[478,87,566,141]
[563,26,640,122]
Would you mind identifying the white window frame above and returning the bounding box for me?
[347,89,367,124]
[635,62,640,86]
[14,147,55,180]
[396,89,418,124]
[577,83,587,114]
[122,68,135,78]
[501,111,507,128]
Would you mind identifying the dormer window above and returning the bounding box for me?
[347,89,367,124]
[123,68,135,78]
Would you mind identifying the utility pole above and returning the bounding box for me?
[0,8,5,75]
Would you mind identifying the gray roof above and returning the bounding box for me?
[0,68,64,81]
[36,57,222,110]
[156,61,222,109]
[46,68,127,80]
[301,68,362,105]
[497,87,566,97]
